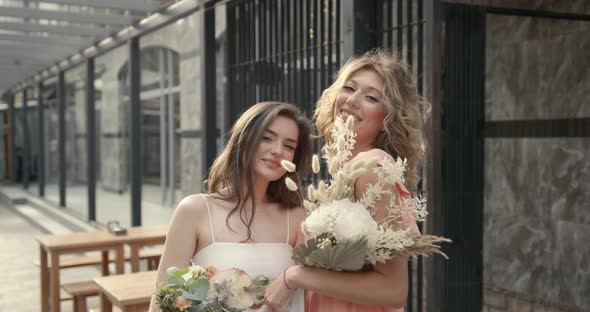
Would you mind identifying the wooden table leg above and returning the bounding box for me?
[50,252,60,312]
[115,244,125,274]
[101,250,109,276]
[130,243,140,272]
[100,292,113,312]
[126,302,150,311]
[40,246,49,312]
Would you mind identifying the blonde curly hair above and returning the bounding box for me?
[314,49,430,191]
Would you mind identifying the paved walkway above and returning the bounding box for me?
[25,183,177,228]
[0,203,101,312]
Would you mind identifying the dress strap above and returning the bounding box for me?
[202,194,216,243]
[286,208,290,244]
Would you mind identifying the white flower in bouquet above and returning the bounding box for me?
[166,266,179,275]
[189,264,206,275]
[181,264,206,282]
[302,198,379,250]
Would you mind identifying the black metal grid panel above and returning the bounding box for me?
[440,4,486,312]
[376,1,426,311]
[227,0,341,123]
[378,0,425,97]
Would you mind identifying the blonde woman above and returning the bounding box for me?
[265,50,428,312]
[149,102,312,312]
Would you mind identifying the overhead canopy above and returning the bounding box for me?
[0,0,173,93]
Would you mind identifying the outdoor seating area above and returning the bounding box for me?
[36,224,167,312]
[95,270,158,312]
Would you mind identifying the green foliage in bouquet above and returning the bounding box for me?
[155,265,268,312]
[292,233,369,271]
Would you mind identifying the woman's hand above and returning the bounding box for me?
[264,266,298,312]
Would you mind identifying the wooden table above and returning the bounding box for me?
[94,270,157,312]
[36,224,167,312]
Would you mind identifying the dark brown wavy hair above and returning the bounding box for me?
[206,102,312,241]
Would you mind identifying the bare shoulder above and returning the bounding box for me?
[358,149,410,194]
[354,148,395,164]
[289,205,307,223]
[173,194,209,220]
[289,205,308,246]
[352,149,395,184]
[353,149,399,201]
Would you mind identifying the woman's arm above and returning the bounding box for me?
[286,149,410,307]
[287,259,408,307]
[292,207,308,246]
[148,195,205,312]
[264,206,306,311]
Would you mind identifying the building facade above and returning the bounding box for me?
[0,0,588,311]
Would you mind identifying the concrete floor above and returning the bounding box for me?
[0,202,102,312]
[24,182,179,228]
[0,182,178,311]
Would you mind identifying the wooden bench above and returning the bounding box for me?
[58,249,161,311]
[63,281,100,312]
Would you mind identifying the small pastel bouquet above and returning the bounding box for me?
[155,264,269,312]
[281,116,450,271]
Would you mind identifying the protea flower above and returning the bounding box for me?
[207,269,254,309]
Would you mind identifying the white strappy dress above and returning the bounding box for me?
[192,195,304,312]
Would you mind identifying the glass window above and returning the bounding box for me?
[42,77,60,206]
[64,64,89,219]
[95,44,133,227]
[27,88,41,196]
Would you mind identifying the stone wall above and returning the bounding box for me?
[138,11,203,198]
[483,288,578,312]
[484,139,589,311]
[66,66,88,185]
[448,0,590,311]
[94,11,206,198]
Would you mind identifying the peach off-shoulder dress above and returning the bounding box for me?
[305,183,420,312]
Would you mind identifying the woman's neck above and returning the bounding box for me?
[219,179,270,205]
[251,178,270,205]
[350,140,376,159]
[232,179,270,206]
